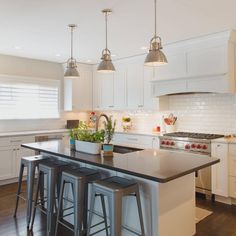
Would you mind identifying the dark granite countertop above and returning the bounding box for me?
[22,140,219,183]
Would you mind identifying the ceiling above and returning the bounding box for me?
[0,0,236,64]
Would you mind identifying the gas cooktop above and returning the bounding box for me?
[163,132,224,140]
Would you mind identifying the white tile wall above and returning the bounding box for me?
[105,93,236,135]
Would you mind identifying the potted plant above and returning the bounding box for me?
[69,128,78,150]
[75,121,105,154]
[102,116,116,157]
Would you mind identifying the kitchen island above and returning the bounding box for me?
[22,140,219,236]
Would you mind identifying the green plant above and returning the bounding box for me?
[69,128,78,140]
[103,116,116,144]
[75,121,105,143]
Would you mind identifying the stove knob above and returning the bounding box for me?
[202,145,207,150]
[197,144,202,149]
[191,144,196,148]
[161,141,166,145]
[166,141,170,145]
[171,141,175,146]
[185,144,190,149]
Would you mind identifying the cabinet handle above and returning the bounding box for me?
[109,105,114,108]
[217,144,221,147]
[138,105,143,108]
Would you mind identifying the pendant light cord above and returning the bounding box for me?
[105,12,108,50]
[71,26,74,59]
[154,0,157,38]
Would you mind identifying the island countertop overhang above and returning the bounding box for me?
[21,140,220,183]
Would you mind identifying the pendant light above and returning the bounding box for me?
[144,0,168,66]
[64,24,79,78]
[97,9,115,73]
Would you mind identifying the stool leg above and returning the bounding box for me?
[55,178,66,236]
[83,183,89,232]
[100,195,109,236]
[30,170,42,230]
[47,171,56,236]
[135,189,145,236]
[74,180,85,236]
[108,193,122,236]
[13,163,24,217]
[26,163,36,228]
[87,187,96,236]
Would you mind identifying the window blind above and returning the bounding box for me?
[0,77,60,119]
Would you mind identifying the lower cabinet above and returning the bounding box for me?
[0,136,35,181]
[211,142,229,197]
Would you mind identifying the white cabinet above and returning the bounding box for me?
[0,146,14,180]
[0,136,35,181]
[228,144,236,198]
[64,64,92,111]
[152,30,236,96]
[211,142,229,197]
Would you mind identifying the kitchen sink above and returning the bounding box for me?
[113,145,143,154]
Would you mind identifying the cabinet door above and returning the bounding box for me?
[113,62,127,109]
[152,137,160,149]
[0,147,14,180]
[92,69,102,110]
[229,144,236,176]
[64,66,93,111]
[100,73,114,109]
[143,67,157,110]
[187,44,227,77]
[126,57,144,109]
[211,143,229,197]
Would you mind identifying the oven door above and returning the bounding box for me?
[195,166,212,196]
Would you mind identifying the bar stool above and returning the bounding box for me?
[13,155,47,228]
[30,160,70,236]
[87,176,145,236]
[55,167,108,236]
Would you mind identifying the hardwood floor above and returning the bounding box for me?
[0,182,236,236]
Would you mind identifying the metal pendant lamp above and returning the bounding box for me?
[97,9,115,73]
[144,0,168,66]
[64,24,79,78]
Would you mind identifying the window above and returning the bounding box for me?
[0,75,60,119]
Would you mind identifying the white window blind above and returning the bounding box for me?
[0,76,60,119]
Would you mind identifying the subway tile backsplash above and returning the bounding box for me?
[106,93,236,135]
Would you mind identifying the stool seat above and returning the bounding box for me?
[21,155,45,164]
[62,167,100,180]
[94,176,137,191]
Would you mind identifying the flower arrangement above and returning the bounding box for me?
[122,116,132,132]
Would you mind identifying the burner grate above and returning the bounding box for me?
[163,132,224,140]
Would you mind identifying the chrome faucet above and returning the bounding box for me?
[95,113,109,131]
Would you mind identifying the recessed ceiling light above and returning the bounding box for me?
[140,46,148,50]
[55,53,61,57]
[13,46,21,50]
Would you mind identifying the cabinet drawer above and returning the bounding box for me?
[10,136,35,146]
[229,176,236,198]
[113,133,154,149]
[0,138,11,147]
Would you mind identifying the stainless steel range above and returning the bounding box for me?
[160,132,224,197]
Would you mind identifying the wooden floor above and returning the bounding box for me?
[0,182,236,236]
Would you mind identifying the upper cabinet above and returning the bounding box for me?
[92,55,169,111]
[64,64,93,111]
[152,30,236,96]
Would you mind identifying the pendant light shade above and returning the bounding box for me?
[64,24,79,78]
[144,0,167,66]
[97,9,115,73]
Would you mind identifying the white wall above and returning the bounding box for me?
[0,54,89,132]
[103,93,236,135]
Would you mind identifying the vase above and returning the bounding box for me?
[75,140,102,154]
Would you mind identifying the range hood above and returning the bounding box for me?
[150,30,236,97]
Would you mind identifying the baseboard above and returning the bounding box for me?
[0,177,26,186]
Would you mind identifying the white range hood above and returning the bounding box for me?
[151,30,236,96]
